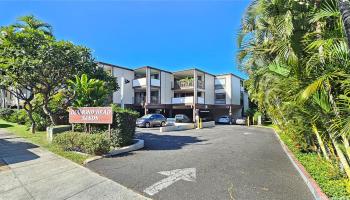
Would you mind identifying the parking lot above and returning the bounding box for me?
[87,125,313,200]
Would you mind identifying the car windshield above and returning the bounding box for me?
[142,114,153,119]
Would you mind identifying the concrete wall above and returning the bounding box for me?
[204,74,215,104]
[231,76,241,105]
[111,67,135,104]
[161,72,174,104]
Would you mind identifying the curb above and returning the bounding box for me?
[84,139,144,165]
[261,126,329,200]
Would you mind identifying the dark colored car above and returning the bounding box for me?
[136,114,167,128]
[175,114,191,123]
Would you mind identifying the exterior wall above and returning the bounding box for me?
[204,74,215,104]
[0,89,21,108]
[99,63,247,118]
[111,67,135,105]
[215,75,231,105]
[160,72,174,104]
[231,76,241,105]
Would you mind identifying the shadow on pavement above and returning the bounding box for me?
[0,123,13,128]
[0,138,40,165]
[136,132,206,151]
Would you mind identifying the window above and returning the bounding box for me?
[151,74,159,79]
[215,78,225,90]
[215,93,226,104]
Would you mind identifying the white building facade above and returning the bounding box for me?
[99,62,249,122]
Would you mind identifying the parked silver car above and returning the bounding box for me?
[136,114,167,128]
[175,114,191,123]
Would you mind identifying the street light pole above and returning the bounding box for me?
[121,76,125,109]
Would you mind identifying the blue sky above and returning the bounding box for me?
[0,0,250,78]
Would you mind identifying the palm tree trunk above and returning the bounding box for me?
[339,0,350,48]
[332,138,350,177]
[312,124,330,160]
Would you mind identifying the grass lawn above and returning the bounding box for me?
[267,124,350,198]
[0,119,92,164]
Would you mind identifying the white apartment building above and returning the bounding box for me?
[99,62,249,122]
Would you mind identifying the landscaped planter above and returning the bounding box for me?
[83,139,144,164]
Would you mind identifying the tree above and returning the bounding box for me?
[12,15,118,125]
[0,25,51,133]
[68,74,110,107]
[339,0,350,48]
[238,0,350,178]
[14,15,53,36]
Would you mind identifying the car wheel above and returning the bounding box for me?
[145,122,151,128]
[161,121,166,127]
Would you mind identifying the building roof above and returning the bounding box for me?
[97,61,134,71]
[134,66,173,74]
[97,61,242,78]
[215,73,244,80]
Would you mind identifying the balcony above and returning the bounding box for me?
[174,79,204,90]
[215,99,226,104]
[172,97,193,104]
[171,97,205,104]
[134,96,160,105]
[198,97,204,104]
[150,96,160,104]
[132,78,160,87]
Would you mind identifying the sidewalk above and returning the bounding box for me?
[0,130,150,200]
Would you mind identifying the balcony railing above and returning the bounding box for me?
[171,96,205,104]
[132,78,160,87]
[134,97,160,105]
[134,97,145,105]
[150,96,160,104]
[198,97,204,104]
[174,79,204,90]
[215,99,226,104]
[172,97,193,104]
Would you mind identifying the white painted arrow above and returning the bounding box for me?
[143,168,196,196]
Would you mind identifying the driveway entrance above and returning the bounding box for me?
[87,126,314,200]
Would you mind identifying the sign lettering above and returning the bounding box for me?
[69,107,113,124]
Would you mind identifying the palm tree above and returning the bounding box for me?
[14,15,53,36]
[339,0,350,48]
[238,0,350,179]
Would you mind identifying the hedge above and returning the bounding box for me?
[0,108,50,131]
[110,106,139,147]
[53,131,110,155]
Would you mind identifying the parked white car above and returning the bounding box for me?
[216,115,232,124]
[235,118,246,125]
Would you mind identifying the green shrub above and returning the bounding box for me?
[279,131,350,198]
[0,108,14,121]
[13,109,29,125]
[53,131,110,155]
[32,111,51,131]
[110,106,139,147]
[82,133,110,155]
[52,132,84,151]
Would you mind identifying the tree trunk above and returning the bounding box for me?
[23,102,36,134]
[339,0,350,48]
[312,124,330,160]
[332,138,350,178]
[42,95,58,125]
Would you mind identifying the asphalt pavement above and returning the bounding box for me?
[87,125,314,200]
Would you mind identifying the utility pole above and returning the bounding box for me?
[121,77,125,109]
